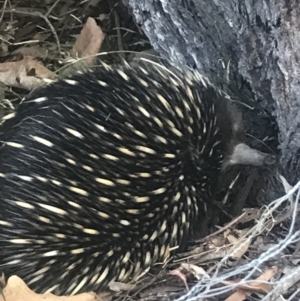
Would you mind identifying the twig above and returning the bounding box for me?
[0,0,8,24]
[113,10,125,60]
[45,0,61,17]
[0,8,61,55]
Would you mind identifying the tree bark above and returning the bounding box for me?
[122,0,300,195]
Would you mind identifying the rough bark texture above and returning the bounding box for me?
[122,0,300,197]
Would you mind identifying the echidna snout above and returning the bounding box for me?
[227,143,276,167]
[0,61,273,296]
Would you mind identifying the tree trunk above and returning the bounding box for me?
[122,0,300,197]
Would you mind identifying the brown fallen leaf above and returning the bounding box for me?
[108,281,134,292]
[181,263,210,280]
[223,266,278,301]
[223,279,273,294]
[227,236,250,259]
[0,275,100,301]
[12,46,48,60]
[71,17,105,67]
[169,269,189,291]
[211,235,226,247]
[0,56,55,90]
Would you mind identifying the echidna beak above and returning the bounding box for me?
[226,143,277,168]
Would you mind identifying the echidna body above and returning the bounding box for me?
[0,61,271,295]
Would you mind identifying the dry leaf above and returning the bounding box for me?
[71,17,105,66]
[211,236,226,247]
[231,241,250,259]
[227,236,250,259]
[238,208,261,224]
[33,33,52,42]
[14,24,36,42]
[224,228,251,259]
[13,46,48,60]
[223,266,278,301]
[0,275,99,301]
[223,280,273,294]
[0,56,55,90]
[181,263,210,280]
[108,281,134,292]
[169,269,189,291]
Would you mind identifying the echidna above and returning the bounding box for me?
[0,60,274,295]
